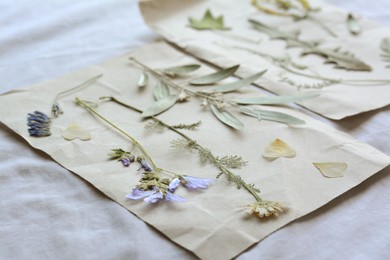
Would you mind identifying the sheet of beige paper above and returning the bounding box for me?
[140,0,390,120]
[0,42,389,259]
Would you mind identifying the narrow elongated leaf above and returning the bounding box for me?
[142,95,178,117]
[205,70,267,93]
[380,37,390,68]
[210,104,243,130]
[153,81,170,101]
[347,14,361,35]
[240,107,304,125]
[190,65,239,86]
[162,64,201,77]
[232,94,317,105]
[137,72,148,88]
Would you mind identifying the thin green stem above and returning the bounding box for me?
[54,74,103,106]
[75,97,157,169]
[101,96,263,202]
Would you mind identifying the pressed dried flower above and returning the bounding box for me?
[27,111,51,137]
[246,200,284,218]
[108,148,135,167]
[263,138,296,159]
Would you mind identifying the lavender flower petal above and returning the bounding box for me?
[144,191,164,203]
[140,159,153,172]
[168,178,180,192]
[165,192,187,202]
[120,157,131,167]
[126,188,153,200]
[182,175,213,189]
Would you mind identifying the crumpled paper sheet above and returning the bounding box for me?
[0,41,389,260]
[139,0,390,120]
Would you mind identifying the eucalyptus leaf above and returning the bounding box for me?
[190,65,240,86]
[142,95,178,117]
[232,94,317,105]
[162,64,201,77]
[210,104,244,130]
[153,81,170,101]
[189,9,230,30]
[205,70,267,93]
[240,107,305,125]
[347,14,361,35]
[137,72,148,88]
[380,37,390,68]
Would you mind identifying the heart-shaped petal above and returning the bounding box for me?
[62,123,91,141]
[262,138,296,160]
[313,162,347,178]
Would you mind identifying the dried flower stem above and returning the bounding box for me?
[101,96,263,203]
[75,97,157,169]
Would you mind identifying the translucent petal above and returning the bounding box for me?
[313,162,347,178]
[62,123,91,141]
[262,138,296,160]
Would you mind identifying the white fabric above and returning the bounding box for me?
[0,1,389,259]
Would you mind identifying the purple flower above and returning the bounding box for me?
[168,178,180,192]
[126,186,186,203]
[139,159,153,172]
[27,111,51,137]
[126,188,154,200]
[144,190,164,203]
[165,191,186,202]
[120,157,131,167]
[182,176,213,189]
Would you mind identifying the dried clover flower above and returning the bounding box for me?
[27,111,52,137]
[246,200,284,218]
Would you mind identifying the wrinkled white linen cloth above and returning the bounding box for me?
[0,0,389,259]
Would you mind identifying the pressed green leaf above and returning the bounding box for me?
[210,104,244,130]
[162,64,201,77]
[232,94,317,105]
[205,70,267,93]
[347,14,361,35]
[153,81,170,101]
[380,37,390,69]
[190,65,240,86]
[189,9,230,30]
[240,107,304,125]
[142,95,178,117]
[249,18,371,71]
[137,72,148,88]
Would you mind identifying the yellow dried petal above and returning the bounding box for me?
[62,123,91,141]
[262,138,296,160]
[313,162,347,178]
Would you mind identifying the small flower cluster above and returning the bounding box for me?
[27,111,52,137]
[127,161,213,204]
[108,148,135,167]
[246,200,284,218]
